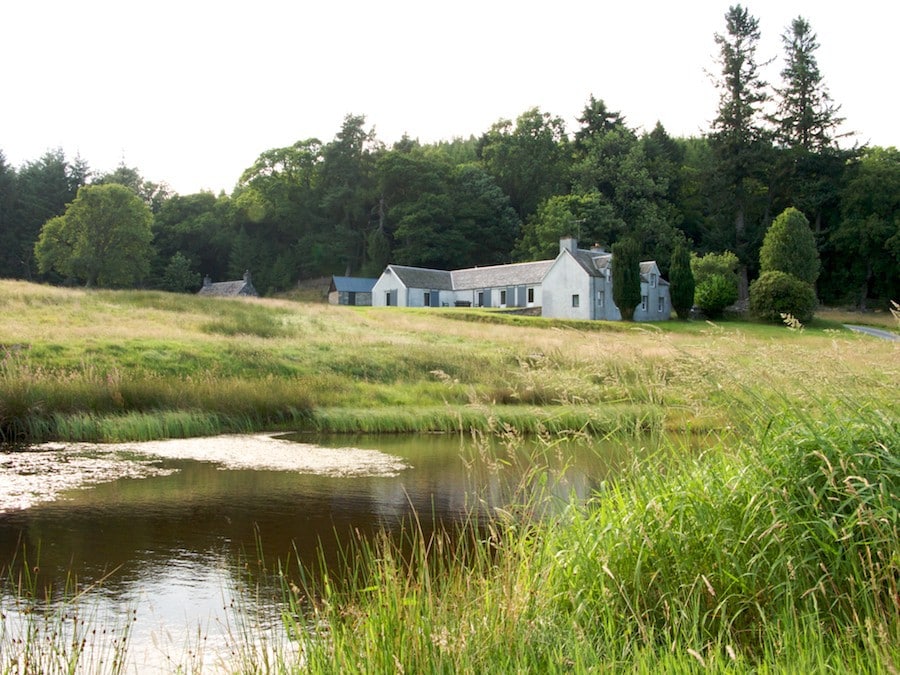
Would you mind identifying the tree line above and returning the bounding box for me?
[0,5,897,309]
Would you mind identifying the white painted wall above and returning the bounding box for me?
[542,254,593,320]
[371,268,409,307]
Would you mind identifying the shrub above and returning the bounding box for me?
[690,250,739,287]
[760,207,820,284]
[694,274,738,318]
[750,270,818,323]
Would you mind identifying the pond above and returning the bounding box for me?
[0,430,660,671]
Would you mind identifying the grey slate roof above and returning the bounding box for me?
[388,266,454,290]
[569,250,612,277]
[451,260,553,290]
[199,281,242,296]
[388,261,552,291]
[331,276,377,293]
[197,271,258,297]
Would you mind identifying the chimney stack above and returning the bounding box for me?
[559,236,578,254]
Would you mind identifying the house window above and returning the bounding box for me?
[500,290,507,306]
[597,290,605,308]
[527,287,535,304]
[641,295,648,311]
[424,291,431,306]
[658,296,665,313]
[572,294,580,308]
[650,273,657,288]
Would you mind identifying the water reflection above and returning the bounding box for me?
[0,431,657,670]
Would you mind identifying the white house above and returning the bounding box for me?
[371,237,671,321]
[371,260,551,309]
[541,236,671,321]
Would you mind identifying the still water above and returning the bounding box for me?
[0,431,653,671]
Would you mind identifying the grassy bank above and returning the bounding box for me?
[2,280,896,443]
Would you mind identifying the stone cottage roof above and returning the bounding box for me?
[197,270,258,297]
[569,250,612,277]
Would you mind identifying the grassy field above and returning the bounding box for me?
[1,279,895,444]
[1,280,898,672]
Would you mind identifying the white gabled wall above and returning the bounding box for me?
[371,267,409,307]
[541,253,592,320]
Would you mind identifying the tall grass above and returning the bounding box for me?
[285,400,899,672]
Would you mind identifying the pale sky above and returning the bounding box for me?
[2,1,896,195]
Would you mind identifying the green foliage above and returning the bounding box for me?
[668,243,695,319]
[708,5,772,291]
[514,191,620,261]
[691,250,739,286]
[694,273,739,318]
[750,270,818,323]
[611,238,641,321]
[34,183,153,287]
[830,147,900,309]
[760,206,820,284]
[478,107,569,220]
[161,252,200,293]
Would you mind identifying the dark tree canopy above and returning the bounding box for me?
[773,17,844,152]
[669,242,695,319]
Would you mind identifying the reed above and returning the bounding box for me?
[0,548,133,675]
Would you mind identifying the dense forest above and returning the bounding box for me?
[1,7,897,308]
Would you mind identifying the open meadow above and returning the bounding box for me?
[1,280,898,672]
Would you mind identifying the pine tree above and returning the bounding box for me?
[708,4,771,301]
[773,17,845,151]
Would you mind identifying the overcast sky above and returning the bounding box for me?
[2,1,896,195]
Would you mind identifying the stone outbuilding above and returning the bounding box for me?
[328,276,377,305]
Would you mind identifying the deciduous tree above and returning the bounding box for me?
[34,183,153,287]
